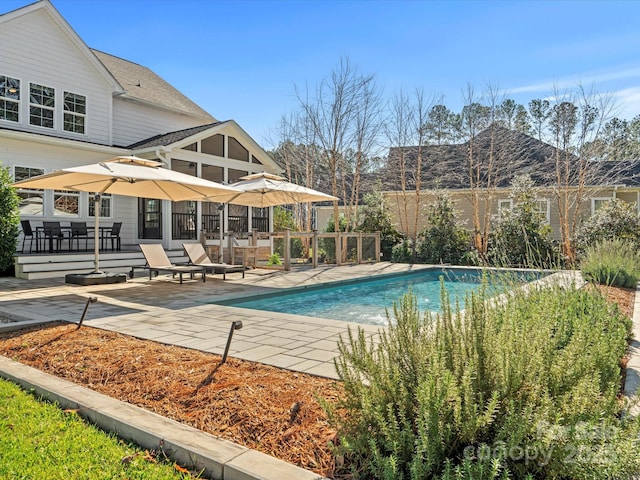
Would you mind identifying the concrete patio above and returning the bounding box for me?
[0,262,432,379]
[1,263,639,479]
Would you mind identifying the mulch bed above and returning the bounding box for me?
[0,284,635,479]
[0,324,344,478]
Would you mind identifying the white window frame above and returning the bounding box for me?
[53,190,80,217]
[591,197,613,215]
[535,198,551,223]
[497,199,512,219]
[14,166,45,217]
[29,82,55,129]
[0,74,20,123]
[63,91,86,134]
[88,193,113,219]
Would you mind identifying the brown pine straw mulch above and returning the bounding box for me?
[0,284,635,479]
[0,324,345,478]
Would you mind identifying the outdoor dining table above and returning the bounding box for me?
[35,224,72,253]
[34,223,113,253]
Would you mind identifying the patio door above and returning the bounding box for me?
[138,198,162,239]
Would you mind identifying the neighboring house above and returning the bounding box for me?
[378,127,640,241]
[1,1,281,260]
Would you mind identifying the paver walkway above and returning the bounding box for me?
[0,263,431,379]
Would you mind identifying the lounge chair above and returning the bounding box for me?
[139,244,206,284]
[182,243,246,280]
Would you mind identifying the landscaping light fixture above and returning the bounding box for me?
[77,296,98,330]
[221,320,243,365]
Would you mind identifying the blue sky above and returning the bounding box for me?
[6,0,640,147]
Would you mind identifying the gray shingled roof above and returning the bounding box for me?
[126,122,226,149]
[378,127,640,190]
[92,49,214,121]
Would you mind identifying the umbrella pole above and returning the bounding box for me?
[93,194,102,273]
[218,204,225,263]
[92,181,114,274]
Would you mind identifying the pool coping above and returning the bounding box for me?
[0,264,632,480]
[210,265,557,326]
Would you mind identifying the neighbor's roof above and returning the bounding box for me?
[92,49,215,121]
[379,126,640,191]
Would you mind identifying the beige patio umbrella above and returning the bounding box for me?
[12,156,242,273]
[215,172,338,262]
[228,172,338,207]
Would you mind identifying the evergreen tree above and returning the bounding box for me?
[0,163,20,272]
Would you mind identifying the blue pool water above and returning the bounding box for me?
[216,268,547,326]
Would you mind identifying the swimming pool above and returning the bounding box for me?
[215,267,548,326]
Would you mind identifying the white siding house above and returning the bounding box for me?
[0,1,281,278]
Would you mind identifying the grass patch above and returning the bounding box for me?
[0,379,195,479]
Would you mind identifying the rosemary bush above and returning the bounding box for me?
[581,238,640,288]
[328,280,639,479]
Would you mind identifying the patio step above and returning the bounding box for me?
[13,248,188,280]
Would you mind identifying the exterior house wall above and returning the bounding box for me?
[158,131,277,250]
[112,99,206,148]
[3,1,280,267]
[0,8,113,145]
[2,135,136,247]
[382,187,640,244]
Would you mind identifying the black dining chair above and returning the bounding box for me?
[70,221,92,251]
[42,221,69,253]
[20,219,36,253]
[103,222,122,251]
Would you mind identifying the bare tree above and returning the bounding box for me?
[341,74,384,231]
[460,85,492,253]
[383,89,436,246]
[544,86,617,261]
[295,57,379,233]
[384,90,414,237]
[410,89,434,243]
[270,112,321,233]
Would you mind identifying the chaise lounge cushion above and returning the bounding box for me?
[139,244,206,284]
[182,243,246,280]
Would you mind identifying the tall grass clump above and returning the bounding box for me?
[581,238,640,288]
[327,280,640,479]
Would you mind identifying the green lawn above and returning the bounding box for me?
[0,378,196,479]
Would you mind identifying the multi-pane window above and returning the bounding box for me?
[29,83,55,128]
[535,199,550,223]
[497,199,512,218]
[592,197,613,214]
[89,194,112,218]
[53,190,79,217]
[63,92,86,134]
[14,166,44,216]
[0,75,20,122]
[228,136,249,161]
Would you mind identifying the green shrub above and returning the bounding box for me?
[487,175,558,269]
[358,188,404,261]
[266,253,282,266]
[576,198,640,254]
[416,191,471,265]
[391,239,414,263]
[0,163,19,272]
[327,280,639,479]
[581,238,640,288]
